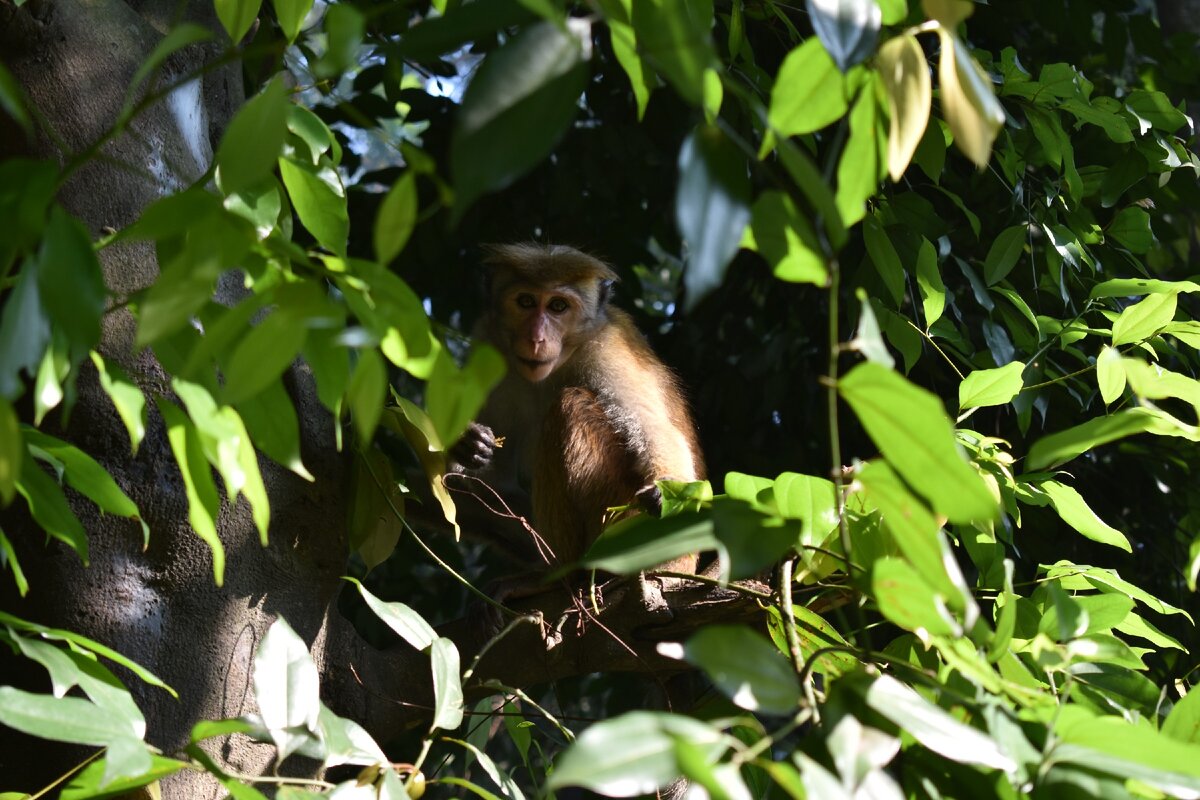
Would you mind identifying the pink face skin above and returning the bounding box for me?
[498,284,584,383]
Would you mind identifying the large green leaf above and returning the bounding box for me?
[273,0,314,42]
[835,74,885,226]
[839,363,995,522]
[744,190,827,285]
[677,124,751,310]
[878,33,931,182]
[872,557,959,636]
[684,625,800,714]
[630,0,715,106]
[1025,408,1185,470]
[216,76,288,194]
[90,353,147,455]
[0,259,50,400]
[425,346,506,450]
[214,0,262,42]
[254,617,321,761]
[347,578,437,650]
[548,711,725,796]
[37,207,105,358]
[1038,480,1130,552]
[861,216,904,305]
[769,38,847,136]
[1163,685,1200,744]
[373,172,417,266]
[983,225,1026,285]
[60,756,186,800]
[450,21,586,218]
[582,511,716,573]
[15,455,88,563]
[1111,291,1177,347]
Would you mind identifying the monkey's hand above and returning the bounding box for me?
[449,422,497,472]
[634,483,663,516]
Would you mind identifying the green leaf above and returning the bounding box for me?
[914,237,944,327]
[1055,707,1200,795]
[1107,206,1154,254]
[548,711,725,795]
[0,398,19,504]
[852,290,895,369]
[312,4,364,78]
[235,379,312,480]
[22,428,147,543]
[273,0,313,42]
[0,259,50,400]
[1095,346,1126,405]
[862,216,904,305]
[744,190,828,286]
[677,124,751,310]
[684,625,800,714]
[1111,291,1177,347]
[158,400,224,586]
[374,172,418,266]
[862,674,1015,770]
[221,309,309,406]
[214,0,262,42]
[1037,480,1131,552]
[347,348,387,448]
[878,33,931,181]
[129,24,213,99]
[713,498,802,580]
[254,617,321,761]
[839,362,995,523]
[608,13,653,119]
[807,0,881,72]
[425,346,506,450]
[430,637,464,732]
[1090,278,1200,298]
[768,38,847,136]
[582,511,716,573]
[631,0,715,106]
[15,456,88,564]
[983,225,1025,285]
[90,354,146,456]
[347,577,437,650]
[836,74,884,226]
[958,361,1024,409]
[0,525,29,596]
[278,155,349,255]
[217,76,288,194]
[287,104,334,163]
[1125,90,1188,132]
[1163,686,1200,744]
[0,60,33,138]
[450,21,586,218]
[1043,561,1192,621]
[872,557,959,636]
[1026,408,1185,470]
[0,687,145,753]
[60,755,185,800]
[37,207,105,357]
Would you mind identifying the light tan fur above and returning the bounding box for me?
[469,244,704,568]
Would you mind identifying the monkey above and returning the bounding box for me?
[451,243,704,572]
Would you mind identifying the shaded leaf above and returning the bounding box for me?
[684,625,800,714]
[217,76,288,194]
[807,0,881,72]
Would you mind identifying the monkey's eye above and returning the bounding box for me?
[516,294,537,309]
[547,297,569,314]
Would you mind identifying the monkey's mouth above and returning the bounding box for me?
[518,358,550,370]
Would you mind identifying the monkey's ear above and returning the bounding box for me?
[598,278,616,307]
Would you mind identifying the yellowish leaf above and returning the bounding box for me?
[936,30,1004,169]
[878,34,931,181]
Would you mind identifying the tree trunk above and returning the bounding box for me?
[0,2,351,793]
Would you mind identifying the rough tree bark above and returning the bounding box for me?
[0,2,773,795]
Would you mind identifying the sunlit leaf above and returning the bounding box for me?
[548,711,725,796]
[1026,407,1187,470]
[877,33,931,181]
[769,38,847,136]
[914,237,944,327]
[430,637,464,732]
[273,0,314,42]
[1111,291,1177,347]
[958,361,1024,409]
[936,30,1004,168]
[872,557,959,637]
[744,190,828,286]
[348,349,387,448]
[840,362,995,522]
[425,346,506,449]
[254,617,321,761]
[836,74,885,226]
[582,511,716,573]
[684,625,800,714]
[1038,480,1131,552]
[158,400,224,585]
[0,399,19,504]
[1096,346,1126,405]
[279,155,349,255]
[347,578,437,650]
[631,0,715,106]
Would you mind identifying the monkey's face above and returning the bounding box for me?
[496,284,589,383]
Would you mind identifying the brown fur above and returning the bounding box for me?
[471,244,704,568]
